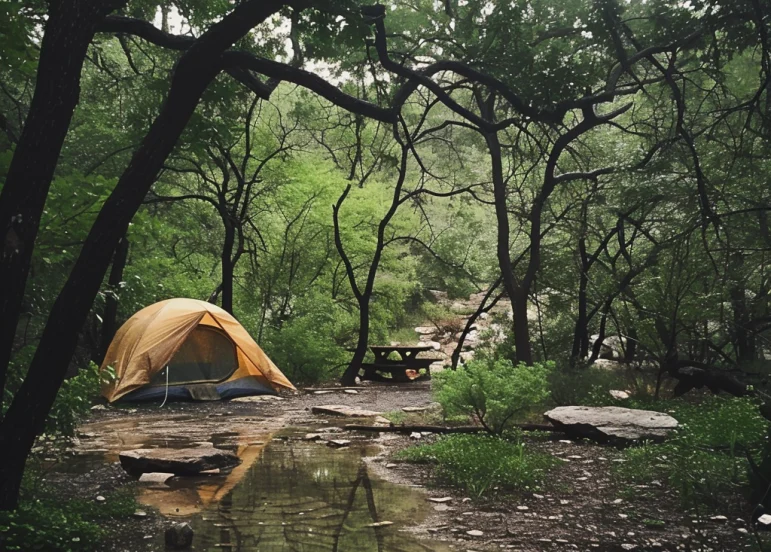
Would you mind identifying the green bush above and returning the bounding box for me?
[434,359,553,434]
[397,434,556,497]
[46,362,114,437]
[615,396,768,508]
[548,363,638,407]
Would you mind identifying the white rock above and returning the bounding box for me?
[428,497,453,503]
[466,530,484,537]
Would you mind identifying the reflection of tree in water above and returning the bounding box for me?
[193,439,446,551]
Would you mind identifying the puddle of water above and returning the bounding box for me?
[67,417,452,551]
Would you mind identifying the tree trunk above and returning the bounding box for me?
[341,298,370,386]
[483,127,532,365]
[0,0,124,402]
[95,236,129,365]
[572,268,590,363]
[221,219,236,315]
[0,0,286,511]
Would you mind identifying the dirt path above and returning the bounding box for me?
[49,384,754,551]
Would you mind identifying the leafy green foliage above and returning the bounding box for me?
[434,359,553,434]
[46,363,114,437]
[397,434,556,497]
[615,397,769,508]
[0,472,136,552]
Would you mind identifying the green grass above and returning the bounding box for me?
[0,479,138,552]
[397,434,556,497]
[614,396,768,509]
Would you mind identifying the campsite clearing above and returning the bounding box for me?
[43,384,753,552]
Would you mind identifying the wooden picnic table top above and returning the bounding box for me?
[369,345,434,352]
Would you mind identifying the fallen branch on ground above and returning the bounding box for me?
[344,423,561,434]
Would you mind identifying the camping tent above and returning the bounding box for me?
[100,298,295,402]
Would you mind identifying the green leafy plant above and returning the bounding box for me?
[397,434,556,497]
[615,396,768,508]
[434,359,553,434]
[46,362,115,437]
[0,472,136,552]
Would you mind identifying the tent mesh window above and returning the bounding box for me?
[149,325,238,386]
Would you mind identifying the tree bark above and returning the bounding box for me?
[0,0,287,511]
[95,236,129,365]
[221,218,236,315]
[0,0,125,403]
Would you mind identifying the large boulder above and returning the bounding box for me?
[544,406,678,445]
[119,446,240,476]
[311,405,382,417]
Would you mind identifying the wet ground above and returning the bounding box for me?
[48,383,757,552]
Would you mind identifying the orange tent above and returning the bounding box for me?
[100,298,294,402]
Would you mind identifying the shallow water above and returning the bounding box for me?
[177,433,451,551]
[69,416,451,551]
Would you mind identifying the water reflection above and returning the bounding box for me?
[187,435,451,552]
[70,415,451,551]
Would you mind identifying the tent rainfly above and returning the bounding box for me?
[100,298,295,403]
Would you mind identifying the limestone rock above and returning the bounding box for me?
[415,326,437,335]
[311,405,382,417]
[230,394,283,402]
[119,446,240,476]
[165,522,194,550]
[544,406,678,444]
[138,472,175,484]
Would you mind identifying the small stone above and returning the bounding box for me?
[402,406,428,412]
[710,515,728,521]
[466,530,484,537]
[304,433,323,441]
[367,521,393,527]
[386,463,398,468]
[428,497,453,503]
[90,404,107,411]
[738,528,749,534]
[165,522,194,549]
[410,432,422,439]
[758,514,771,526]
[621,545,636,551]
[344,390,358,394]
[133,510,148,518]
[517,506,529,511]
[95,495,106,502]
[314,391,334,395]
[138,472,175,484]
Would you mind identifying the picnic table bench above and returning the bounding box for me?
[360,345,435,383]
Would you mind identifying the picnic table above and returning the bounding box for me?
[360,345,435,383]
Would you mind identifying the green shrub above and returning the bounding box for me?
[548,363,636,406]
[0,476,136,552]
[46,362,114,437]
[397,434,556,496]
[434,359,553,434]
[615,396,768,508]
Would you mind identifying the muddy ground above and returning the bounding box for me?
[44,382,758,552]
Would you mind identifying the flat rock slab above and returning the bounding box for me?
[120,446,241,476]
[311,405,382,417]
[230,395,283,402]
[138,472,176,484]
[544,406,678,445]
